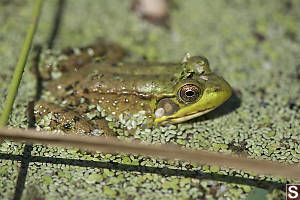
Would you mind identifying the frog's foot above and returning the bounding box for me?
[33,100,114,136]
[39,41,127,80]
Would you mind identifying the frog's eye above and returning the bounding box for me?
[177,84,201,104]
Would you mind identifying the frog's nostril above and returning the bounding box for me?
[214,87,220,92]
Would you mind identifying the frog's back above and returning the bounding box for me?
[49,61,182,97]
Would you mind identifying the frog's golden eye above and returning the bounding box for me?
[177,84,201,104]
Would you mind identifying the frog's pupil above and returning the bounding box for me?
[186,90,194,97]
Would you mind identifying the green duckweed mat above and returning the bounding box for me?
[0,0,300,199]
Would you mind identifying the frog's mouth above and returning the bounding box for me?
[154,107,215,124]
[167,107,215,124]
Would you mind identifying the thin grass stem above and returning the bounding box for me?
[0,0,44,127]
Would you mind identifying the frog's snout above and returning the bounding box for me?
[219,79,232,102]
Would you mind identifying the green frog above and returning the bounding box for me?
[34,42,232,136]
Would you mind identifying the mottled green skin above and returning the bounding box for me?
[34,44,231,135]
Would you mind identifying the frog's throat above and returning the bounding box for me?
[154,107,215,124]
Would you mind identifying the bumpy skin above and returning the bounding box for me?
[34,43,232,136]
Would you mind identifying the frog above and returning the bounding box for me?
[33,41,232,136]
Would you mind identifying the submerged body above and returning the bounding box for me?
[34,42,232,136]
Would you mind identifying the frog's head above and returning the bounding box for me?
[154,55,232,124]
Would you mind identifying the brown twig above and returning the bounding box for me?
[0,127,299,180]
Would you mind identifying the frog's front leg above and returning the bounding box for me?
[39,41,126,80]
[34,100,115,136]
